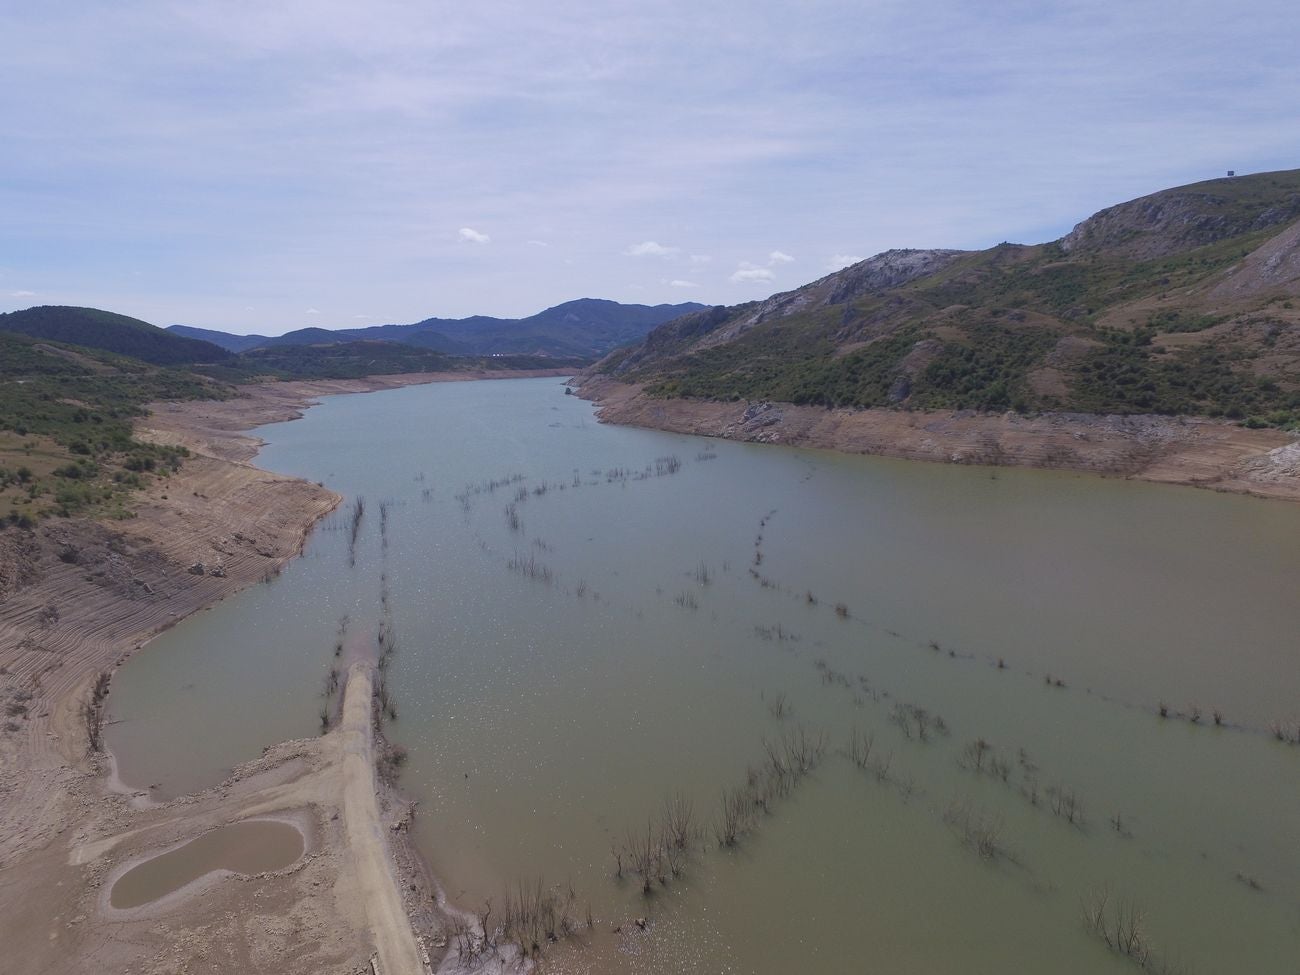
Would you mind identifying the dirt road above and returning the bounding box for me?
[339,662,426,974]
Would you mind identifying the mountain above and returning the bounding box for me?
[167,299,706,359]
[1,306,233,365]
[197,340,584,383]
[165,324,267,353]
[588,170,1300,428]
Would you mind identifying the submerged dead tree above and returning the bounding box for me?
[347,496,366,566]
[496,877,580,959]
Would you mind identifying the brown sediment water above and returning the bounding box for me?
[109,819,305,909]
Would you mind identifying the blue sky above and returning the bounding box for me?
[2,0,1296,334]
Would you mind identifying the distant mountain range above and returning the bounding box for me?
[167,298,706,359]
[589,169,1300,428]
[2,297,665,519]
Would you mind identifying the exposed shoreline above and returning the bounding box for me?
[0,370,554,974]
[575,377,1300,503]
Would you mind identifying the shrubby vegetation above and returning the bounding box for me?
[0,333,207,520]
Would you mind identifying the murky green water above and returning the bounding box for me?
[108,377,1300,972]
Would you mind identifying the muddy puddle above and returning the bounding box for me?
[109,819,305,909]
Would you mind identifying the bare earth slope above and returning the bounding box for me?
[578,378,1300,502]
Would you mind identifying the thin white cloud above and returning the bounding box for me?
[730,265,775,284]
[526,239,549,247]
[668,279,698,288]
[459,227,491,245]
[826,254,864,271]
[625,241,679,258]
[9,290,36,297]
[725,250,792,287]
[2,2,1296,328]
[305,307,321,315]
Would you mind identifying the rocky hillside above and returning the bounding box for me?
[589,170,1300,429]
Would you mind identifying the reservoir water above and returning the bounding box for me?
[108,377,1300,973]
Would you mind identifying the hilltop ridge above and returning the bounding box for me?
[0,306,232,365]
[168,298,705,358]
[587,169,1300,428]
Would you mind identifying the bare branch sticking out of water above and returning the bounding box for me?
[870,750,893,783]
[890,702,942,742]
[766,690,790,719]
[1082,887,1150,965]
[958,738,993,773]
[347,496,365,567]
[1082,888,1199,974]
[612,793,701,891]
[661,792,696,851]
[507,552,554,585]
[714,786,752,848]
[843,727,874,769]
[1047,785,1086,828]
[655,455,682,476]
[492,877,580,960]
[710,725,829,850]
[944,798,1007,861]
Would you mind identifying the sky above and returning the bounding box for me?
[1,1,1297,335]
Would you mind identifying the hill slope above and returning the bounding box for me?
[169,299,706,358]
[589,170,1300,429]
[0,331,229,521]
[165,324,267,353]
[1,306,233,365]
